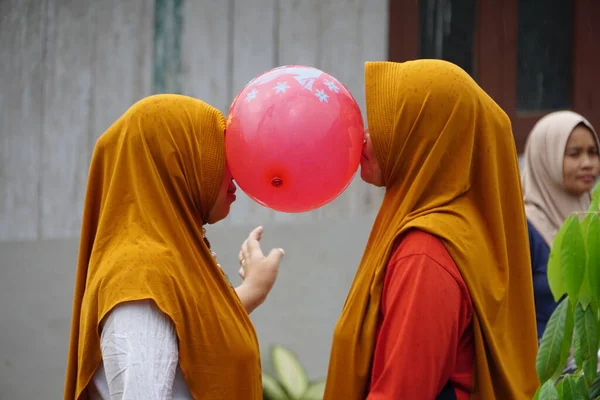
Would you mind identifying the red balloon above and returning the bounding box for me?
[225,65,364,213]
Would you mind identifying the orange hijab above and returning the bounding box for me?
[324,60,539,399]
[64,94,261,400]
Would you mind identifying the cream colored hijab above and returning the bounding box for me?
[522,110,599,246]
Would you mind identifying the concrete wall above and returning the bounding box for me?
[0,213,379,399]
[0,0,388,242]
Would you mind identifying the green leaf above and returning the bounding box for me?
[583,306,599,387]
[575,334,584,371]
[538,379,560,400]
[553,299,576,379]
[575,304,588,370]
[532,385,541,400]
[575,375,591,398]
[538,298,571,382]
[548,222,568,301]
[590,183,600,212]
[263,373,290,400]
[574,302,600,386]
[583,214,592,236]
[579,213,595,310]
[301,380,326,400]
[272,345,309,399]
[561,216,587,301]
[583,303,599,357]
[589,373,600,398]
[559,375,574,399]
[587,214,600,307]
[584,359,599,388]
[560,374,590,399]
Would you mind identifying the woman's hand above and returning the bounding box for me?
[234,226,284,313]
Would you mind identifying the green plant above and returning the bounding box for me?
[262,344,326,400]
[534,184,600,400]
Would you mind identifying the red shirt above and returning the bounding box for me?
[368,230,474,400]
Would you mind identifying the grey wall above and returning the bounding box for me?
[0,0,388,242]
[0,213,379,399]
[0,2,388,396]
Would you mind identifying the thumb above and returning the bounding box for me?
[267,248,285,263]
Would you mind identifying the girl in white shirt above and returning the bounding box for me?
[64,94,284,400]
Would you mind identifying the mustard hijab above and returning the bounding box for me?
[64,94,261,399]
[324,60,539,399]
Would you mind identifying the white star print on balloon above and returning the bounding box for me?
[315,89,329,103]
[323,79,340,93]
[273,81,290,94]
[241,69,344,106]
[245,89,258,102]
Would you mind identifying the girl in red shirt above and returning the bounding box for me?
[323,60,539,399]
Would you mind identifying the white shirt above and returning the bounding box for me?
[88,299,193,399]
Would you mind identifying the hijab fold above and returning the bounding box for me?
[324,60,539,399]
[64,94,261,400]
[522,111,599,246]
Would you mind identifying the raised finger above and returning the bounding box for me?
[242,233,263,256]
[244,237,264,258]
[248,226,263,241]
[241,238,251,258]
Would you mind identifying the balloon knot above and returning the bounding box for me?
[271,177,283,188]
